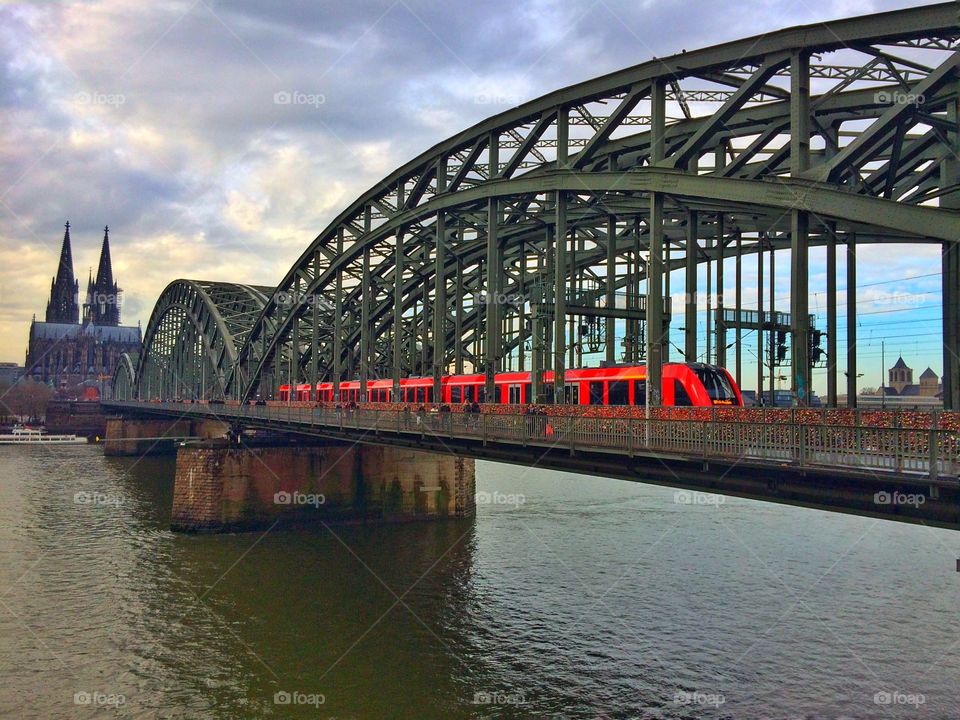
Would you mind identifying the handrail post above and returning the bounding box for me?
[929,426,939,481]
[702,419,708,460]
[797,415,805,467]
[894,416,902,473]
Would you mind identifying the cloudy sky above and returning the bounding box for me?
[0,0,942,392]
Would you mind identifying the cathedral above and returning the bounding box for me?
[24,222,142,394]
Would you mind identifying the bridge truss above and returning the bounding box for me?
[115,3,960,408]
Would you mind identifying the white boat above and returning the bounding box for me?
[0,425,88,445]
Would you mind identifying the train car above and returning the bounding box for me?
[278,362,742,407]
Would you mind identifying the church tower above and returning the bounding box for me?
[45,221,80,324]
[88,225,121,326]
[888,356,913,394]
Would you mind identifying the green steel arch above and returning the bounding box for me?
[121,3,960,408]
[133,280,272,401]
[110,352,137,401]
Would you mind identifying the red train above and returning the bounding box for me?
[277,362,743,407]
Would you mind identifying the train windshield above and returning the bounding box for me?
[694,366,738,404]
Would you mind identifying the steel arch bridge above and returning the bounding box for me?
[114,3,960,409]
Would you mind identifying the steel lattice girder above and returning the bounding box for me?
[121,3,960,404]
[133,280,272,400]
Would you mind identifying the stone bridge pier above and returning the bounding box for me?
[171,442,476,532]
[103,415,229,456]
[104,416,476,532]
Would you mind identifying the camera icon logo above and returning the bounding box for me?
[874,691,892,705]
[274,491,292,505]
[274,91,292,105]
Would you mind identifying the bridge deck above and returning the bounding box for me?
[105,401,960,530]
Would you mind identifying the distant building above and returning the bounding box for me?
[24,222,141,395]
[873,356,943,398]
[883,356,942,398]
[887,356,912,394]
[740,388,821,407]
[0,363,22,386]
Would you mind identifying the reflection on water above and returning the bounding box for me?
[0,445,958,718]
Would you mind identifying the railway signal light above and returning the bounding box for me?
[809,329,824,365]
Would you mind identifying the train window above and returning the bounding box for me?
[564,383,579,404]
[414,388,422,403]
[633,380,647,405]
[508,385,521,404]
[694,367,737,402]
[426,387,433,403]
[451,386,462,403]
[609,380,629,405]
[477,386,486,403]
[674,380,693,407]
[542,384,555,404]
[588,381,604,405]
[463,386,474,402]
[522,383,532,403]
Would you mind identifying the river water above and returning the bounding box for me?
[0,444,957,719]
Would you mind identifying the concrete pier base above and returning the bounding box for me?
[171,442,476,532]
[104,416,229,456]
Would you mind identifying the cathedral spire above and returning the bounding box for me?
[95,225,114,290]
[91,224,120,325]
[45,221,80,324]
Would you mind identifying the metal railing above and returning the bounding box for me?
[106,401,960,482]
